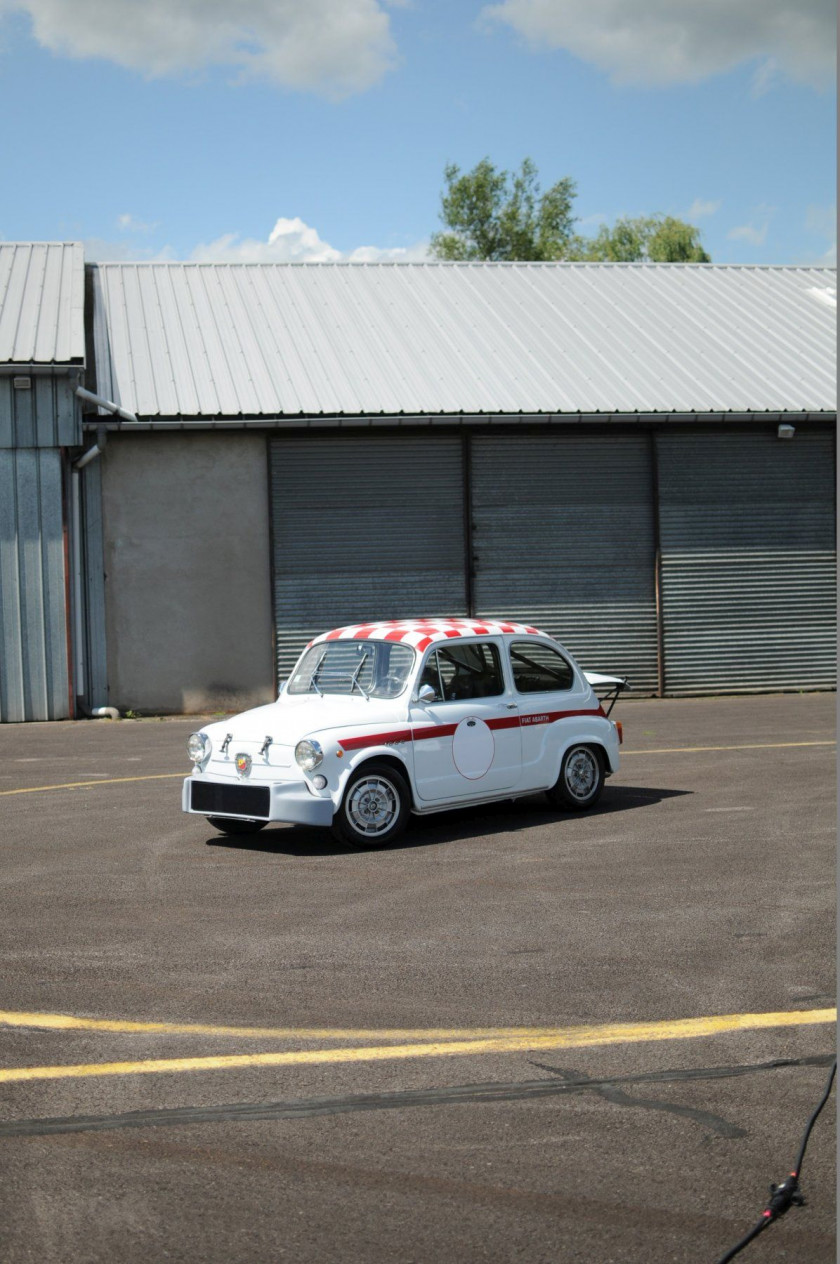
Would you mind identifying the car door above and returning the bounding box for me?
[508,639,593,787]
[409,639,522,803]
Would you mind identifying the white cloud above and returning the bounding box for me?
[805,204,837,242]
[727,223,767,247]
[687,199,721,220]
[0,0,399,97]
[803,204,837,264]
[481,0,836,88]
[117,212,159,234]
[191,216,430,263]
[749,56,779,97]
[726,203,775,248]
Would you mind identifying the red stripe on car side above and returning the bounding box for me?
[337,707,606,752]
[412,724,458,742]
[339,728,414,750]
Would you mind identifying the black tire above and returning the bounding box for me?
[207,816,268,835]
[333,761,410,849]
[547,744,605,810]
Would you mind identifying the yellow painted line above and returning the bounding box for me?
[623,740,835,756]
[0,773,185,797]
[0,1009,834,1083]
[0,1010,619,1042]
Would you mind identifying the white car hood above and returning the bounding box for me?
[200,693,406,749]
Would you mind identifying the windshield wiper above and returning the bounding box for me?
[310,650,327,696]
[349,653,370,698]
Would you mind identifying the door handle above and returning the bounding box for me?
[505,703,518,710]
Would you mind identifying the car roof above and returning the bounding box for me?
[310,618,548,653]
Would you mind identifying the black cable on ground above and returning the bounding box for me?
[716,1057,836,1263]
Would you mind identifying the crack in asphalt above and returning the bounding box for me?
[527,1061,749,1137]
[0,1054,832,1139]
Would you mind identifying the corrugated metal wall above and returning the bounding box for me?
[657,427,837,693]
[0,374,80,448]
[269,435,468,679]
[267,425,835,696]
[470,433,659,690]
[0,448,70,720]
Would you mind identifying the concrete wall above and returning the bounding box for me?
[100,432,275,714]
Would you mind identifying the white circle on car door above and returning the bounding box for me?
[452,717,495,779]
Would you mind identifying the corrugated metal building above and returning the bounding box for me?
[86,261,836,713]
[4,256,835,718]
[0,243,87,721]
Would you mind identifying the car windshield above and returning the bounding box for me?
[288,640,416,699]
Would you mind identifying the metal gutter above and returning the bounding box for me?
[0,363,83,376]
[81,410,836,432]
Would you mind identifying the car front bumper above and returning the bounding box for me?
[182,776,334,828]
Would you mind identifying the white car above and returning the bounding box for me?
[182,618,626,848]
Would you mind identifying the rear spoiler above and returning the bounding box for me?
[584,671,629,718]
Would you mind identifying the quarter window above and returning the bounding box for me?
[509,641,573,693]
[418,642,504,702]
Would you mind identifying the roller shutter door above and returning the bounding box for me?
[657,427,836,694]
[269,435,468,681]
[470,433,659,691]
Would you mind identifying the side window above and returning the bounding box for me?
[510,641,574,693]
[418,643,504,702]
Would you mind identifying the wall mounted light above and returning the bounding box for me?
[777,424,796,440]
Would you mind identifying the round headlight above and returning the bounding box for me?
[187,732,210,764]
[295,739,323,772]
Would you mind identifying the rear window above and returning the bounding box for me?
[509,641,573,693]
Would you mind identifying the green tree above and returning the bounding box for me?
[429,157,577,261]
[570,214,711,263]
[430,158,711,263]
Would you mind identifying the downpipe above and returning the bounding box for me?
[71,423,120,720]
[75,385,138,425]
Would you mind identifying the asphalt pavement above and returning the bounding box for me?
[0,693,835,1263]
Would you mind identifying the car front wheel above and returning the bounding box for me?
[333,762,410,848]
[548,744,605,810]
[207,816,268,835]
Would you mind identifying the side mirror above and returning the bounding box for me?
[414,683,436,705]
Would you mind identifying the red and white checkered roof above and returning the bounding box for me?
[311,618,546,653]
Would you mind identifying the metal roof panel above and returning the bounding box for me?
[0,243,85,365]
[89,262,837,418]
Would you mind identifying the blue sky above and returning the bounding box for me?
[0,0,835,265]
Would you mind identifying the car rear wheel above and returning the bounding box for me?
[207,816,268,835]
[333,762,410,849]
[548,744,604,810]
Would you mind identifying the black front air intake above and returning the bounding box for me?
[190,781,270,819]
